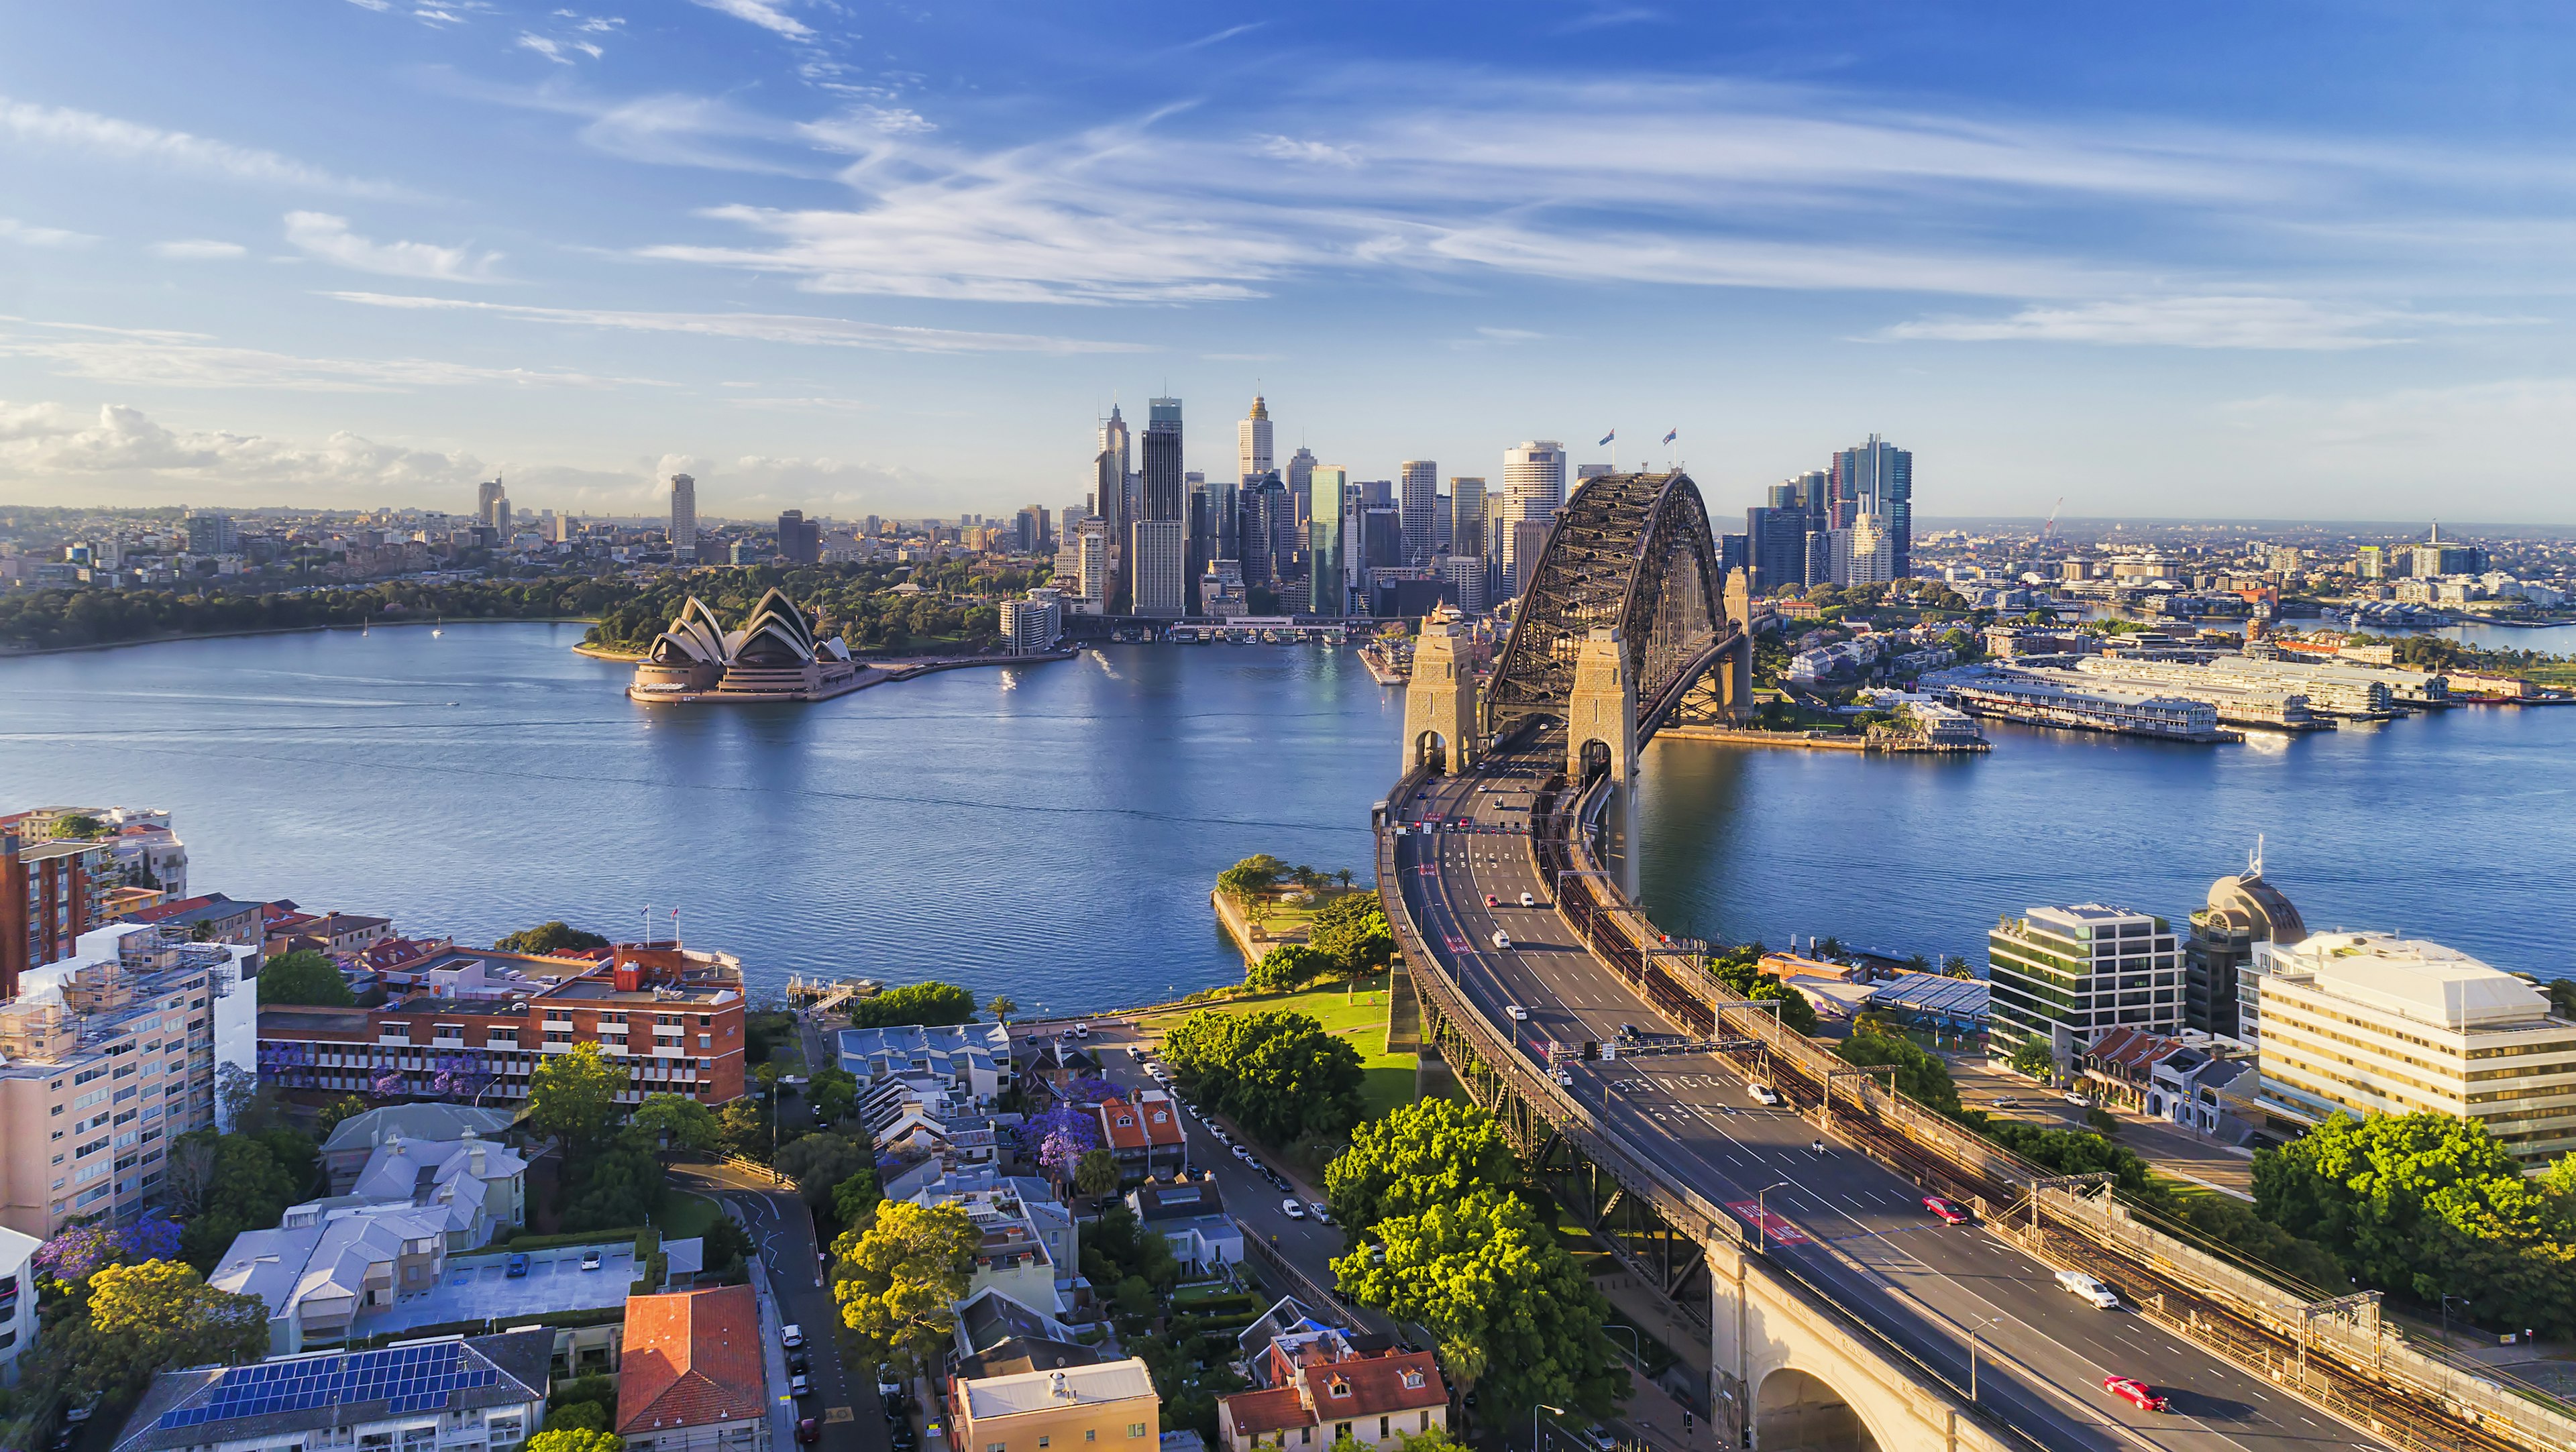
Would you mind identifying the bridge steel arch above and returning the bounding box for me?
[1484,471,1733,744]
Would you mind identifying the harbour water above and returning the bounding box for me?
[1,620,2569,1001]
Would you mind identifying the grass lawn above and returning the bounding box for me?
[655,1191,722,1239]
[1228,886,1371,950]
[1135,971,1415,1123]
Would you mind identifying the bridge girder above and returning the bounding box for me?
[1485,471,1731,741]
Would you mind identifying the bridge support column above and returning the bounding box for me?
[1566,626,1636,787]
[1722,568,1756,721]
[1402,606,1479,775]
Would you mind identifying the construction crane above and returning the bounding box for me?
[2040,496,2064,545]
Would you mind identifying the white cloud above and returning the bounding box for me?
[1882,296,2522,350]
[690,0,811,40]
[519,34,574,64]
[343,0,392,11]
[325,290,1150,354]
[0,97,404,197]
[0,318,661,392]
[150,239,248,260]
[1258,135,1358,167]
[0,218,95,247]
[0,398,485,500]
[284,211,502,282]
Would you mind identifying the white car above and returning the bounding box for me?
[1309,1202,1333,1224]
[1491,930,1513,950]
[1748,1083,1784,1107]
[1519,891,1536,908]
[1506,1004,1529,1021]
[2055,1270,2120,1309]
[1281,1198,1306,1220]
[781,1323,806,1350]
[1232,1145,1254,1163]
[1072,1022,1091,1039]
[2063,1092,2090,1107]
[579,1249,602,1272]
[1554,1069,1574,1087]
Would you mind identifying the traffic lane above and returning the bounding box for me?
[720,1188,886,1452]
[1090,1057,1344,1267]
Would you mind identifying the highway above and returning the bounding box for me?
[1391,732,2395,1452]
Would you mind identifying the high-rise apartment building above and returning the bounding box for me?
[1073,519,1110,614]
[999,590,1063,654]
[1308,467,1348,617]
[1501,441,1567,593]
[1829,435,1913,578]
[1238,396,1273,482]
[1449,479,1485,559]
[1399,461,1438,565]
[669,473,698,559]
[2,832,106,1001]
[1831,513,1894,586]
[183,512,239,557]
[2242,932,2576,1164]
[1131,520,1187,618]
[1988,904,2182,1073]
[1142,398,1185,523]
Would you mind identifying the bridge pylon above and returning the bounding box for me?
[1401,606,1479,775]
[1566,626,1637,787]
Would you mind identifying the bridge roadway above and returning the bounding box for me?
[1392,732,2393,1452]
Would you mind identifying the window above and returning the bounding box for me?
[987,1443,1008,1452]
[1127,1427,1146,1440]
[1038,1439,1049,1449]
[1379,1420,1389,1440]
[699,1035,713,1049]
[1083,1435,1093,1445]
[1419,1414,1432,1433]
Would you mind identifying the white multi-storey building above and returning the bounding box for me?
[2243,932,2576,1164]
[0,1224,36,1386]
[669,473,698,559]
[1238,396,1273,482]
[1000,590,1063,655]
[1988,904,2182,1072]
[1500,441,1566,587]
[1131,519,1187,618]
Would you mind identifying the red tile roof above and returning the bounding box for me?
[127,895,215,924]
[618,1286,767,1435]
[1223,1388,1316,1438]
[1303,1351,1446,1416]
[1134,1091,1186,1148]
[1096,1098,1148,1152]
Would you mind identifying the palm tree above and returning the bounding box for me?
[1333,869,1356,891]
[989,995,1018,1026]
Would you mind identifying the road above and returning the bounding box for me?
[1393,731,2394,1452]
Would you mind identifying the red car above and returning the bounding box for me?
[1485,894,1499,907]
[2101,1376,2169,1413]
[796,1420,820,1445]
[1922,1195,1971,1225]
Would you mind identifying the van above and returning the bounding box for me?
[2055,1270,2119,1309]
[1492,930,1513,950]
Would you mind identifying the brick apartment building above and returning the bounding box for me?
[256,942,749,1107]
[1,830,104,1001]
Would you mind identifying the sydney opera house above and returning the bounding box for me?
[628,588,865,702]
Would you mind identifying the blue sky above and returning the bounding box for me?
[4,1,2574,522]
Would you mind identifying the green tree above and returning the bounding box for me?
[1325,1099,1519,1233]
[1248,943,1334,993]
[1835,1026,1961,1117]
[1160,1009,1364,1147]
[1307,896,1395,978]
[832,1168,883,1230]
[531,1043,629,1170]
[2008,1039,2055,1080]
[1216,854,1287,905]
[1332,1190,1621,1418]
[495,922,612,956]
[987,995,1018,1025]
[807,1068,859,1125]
[1749,980,1819,1037]
[628,1093,722,1156]
[1939,955,1974,979]
[1074,1148,1120,1200]
[718,1099,769,1160]
[562,1140,664,1231]
[63,1260,268,1398]
[833,1201,979,1378]
[545,1404,610,1435]
[256,949,354,1007]
[849,982,978,1029]
[313,1095,372,1137]
[524,1430,625,1452]
[776,1131,873,1213]
[174,1129,309,1270]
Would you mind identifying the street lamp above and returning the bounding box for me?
[1966,1315,1999,1403]
[1533,1404,1566,1452]
[2442,1295,2471,1347]
[1602,1324,1640,1370]
[1757,1182,1790,1253]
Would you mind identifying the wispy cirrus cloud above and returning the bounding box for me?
[284,211,502,282]
[690,0,810,40]
[1882,296,2526,350]
[0,218,96,247]
[325,291,1149,354]
[150,239,248,260]
[0,318,659,392]
[0,97,407,197]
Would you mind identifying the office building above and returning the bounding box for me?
[1988,904,2182,1074]
[776,510,820,565]
[669,474,698,557]
[2184,854,2307,1040]
[1285,447,1317,528]
[0,923,259,1237]
[1442,555,1487,613]
[1097,406,1131,610]
[1362,508,1403,570]
[1132,519,1187,618]
[1001,591,1063,655]
[1510,520,1552,598]
[1500,441,1566,592]
[1829,435,1913,577]
[1142,397,1185,522]
[1719,531,1749,579]
[1399,461,1437,564]
[1746,506,1809,594]
[618,1286,771,1452]
[1308,467,1348,616]
[107,1330,551,1452]
[1448,479,1485,560]
[475,479,505,526]
[2243,932,2576,1163]
[2411,526,2485,579]
[1014,506,1050,555]
[1237,472,1291,587]
[1239,396,1273,482]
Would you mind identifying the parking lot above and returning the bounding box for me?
[346,1243,636,1338]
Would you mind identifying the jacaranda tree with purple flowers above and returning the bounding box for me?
[1019,1104,1101,1184]
[33,1209,184,1285]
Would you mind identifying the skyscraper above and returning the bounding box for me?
[1096,406,1130,611]
[1746,506,1806,594]
[777,510,820,565]
[1285,447,1317,533]
[1399,460,1437,565]
[1132,520,1187,617]
[1449,479,1485,558]
[1142,397,1185,522]
[1308,467,1348,617]
[1501,441,1566,592]
[1237,471,1288,585]
[1238,395,1273,482]
[669,478,700,563]
[1830,435,1913,578]
[477,478,506,527]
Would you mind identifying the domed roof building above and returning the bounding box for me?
[2184,842,2306,1041]
[632,588,858,702]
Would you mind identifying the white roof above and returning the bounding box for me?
[2277,934,2546,1029]
[961,1358,1157,1419]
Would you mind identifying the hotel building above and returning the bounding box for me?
[2243,932,2576,1164]
[1988,904,2182,1072]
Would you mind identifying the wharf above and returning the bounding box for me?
[1356,645,1409,685]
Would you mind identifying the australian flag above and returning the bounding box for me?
[1663,429,1678,445]
[1598,430,1615,446]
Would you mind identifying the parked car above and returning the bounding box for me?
[2100,1376,2169,1412]
[505,1253,530,1278]
[1922,1196,1972,1225]
[1126,1046,1144,1060]
[1281,1198,1306,1220]
[2063,1091,2089,1107]
[790,1373,812,1400]
[796,1421,820,1445]
[579,1249,602,1272]
[788,1351,810,1374]
[1309,1202,1333,1224]
[1585,1425,1617,1451]
[877,1365,903,1398]
[1073,1022,1091,1039]
[2056,1270,2119,1309]
[782,1323,806,1349]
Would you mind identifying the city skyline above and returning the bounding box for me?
[8,5,2576,522]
